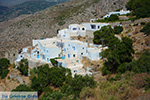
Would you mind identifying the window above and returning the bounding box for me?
[73,54,76,57]
[81,53,83,55]
[63,35,65,37]
[99,53,101,58]
[47,50,48,53]
[73,28,77,30]
[74,70,77,72]
[47,58,49,62]
[98,26,100,29]
[76,60,79,62]
[72,46,75,50]
[43,55,45,59]
[68,54,70,58]
[37,55,40,59]
[82,47,84,49]
[91,25,96,29]
[68,44,70,46]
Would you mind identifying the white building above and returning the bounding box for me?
[56,58,86,77]
[31,38,61,63]
[62,40,88,59]
[57,24,86,40]
[68,24,86,37]
[87,47,102,61]
[14,46,31,66]
[57,29,71,40]
[103,10,130,18]
[57,23,109,39]
[81,23,109,31]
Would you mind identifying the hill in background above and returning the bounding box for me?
[0,0,70,22]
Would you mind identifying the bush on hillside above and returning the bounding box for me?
[126,0,150,18]
[114,26,123,34]
[17,59,28,76]
[0,58,10,79]
[140,22,150,36]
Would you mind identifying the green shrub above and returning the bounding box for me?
[140,22,146,25]
[50,57,61,66]
[132,51,150,74]
[0,58,10,79]
[108,14,119,22]
[140,22,150,36]
[145,77,150,90]
[114,26,123,34]
[12,84,32,91]
[17,59,28,76]
[126,0,150,18]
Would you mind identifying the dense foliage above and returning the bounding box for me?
[50,57,61,66]
[140,22,150,36]
[0,58,10,79]
[101,36,134,75]
[31,64,72,95]
[93,25,114,44]
[17,59,28,76]
[12,84,31,91]
[93,25,134,75]
[61,74,96,98]
[126,0,150,18]
[131,51,150,74]
[29,64,96,99]
[114,26,123,34]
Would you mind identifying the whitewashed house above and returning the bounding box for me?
[62,40,88,59]
[57,24,86,40]
[31,38,61,63]
[103,10,130,18]
[56,58,86,77]
[81,23,109,31]
[14,46,31,65]
[68,24,86,37]
[57,29,71,40]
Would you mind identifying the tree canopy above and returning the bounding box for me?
[0,58,10,79]
[126,0,150,18]
[17,59,28,76]
[93,25,114,45]
[114,26,123,34]
[101,36,134,75]
[12,84,32,91]
[140,22,150,36]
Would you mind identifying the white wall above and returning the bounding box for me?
[58,29,71,40]
[63,40,88,59]
[81,23,109,31]
[87,48,101,60]
[103,10,130,18]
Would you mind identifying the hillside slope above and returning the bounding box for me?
[0,0,129,58]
